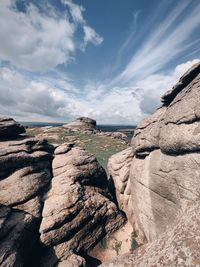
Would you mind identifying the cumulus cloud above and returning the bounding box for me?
[0,59,199,124]
[0,0,103,72]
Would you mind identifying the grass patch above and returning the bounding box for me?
[26,127,128,170]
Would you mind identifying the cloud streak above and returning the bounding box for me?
[115,0,200,84]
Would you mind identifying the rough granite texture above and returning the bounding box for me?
[0,138,54,218]
[39,143,126,266]
[100,201,200,267]
[102,62,200,266]
[0,204,38,267]
[108,147,134,221]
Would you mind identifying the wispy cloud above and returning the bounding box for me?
[115,0,200,84]
[0,0,103,72]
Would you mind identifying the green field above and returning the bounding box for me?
[27,127,129,170]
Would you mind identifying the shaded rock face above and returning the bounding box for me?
[0,117,25,138]
[63,117,97,133]
[0,204,38,267]
[108,147,134,221]
[39,143,126,266]
[100,200,200,267]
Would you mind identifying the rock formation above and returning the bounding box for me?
[0,138,54,218]
[39,143,126,266]
[108,147,134,220]
[102,62,200,265]
[101,200,200,267]
[63,117,97,133]
[0,204,38,267]
[0,118,126,266]
[0,117,25,138]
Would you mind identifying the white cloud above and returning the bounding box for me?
[0,0,103,72]
[62,0,103,47]
[115,0,200,84]
[0,59,199,124]
[83,25,103,46]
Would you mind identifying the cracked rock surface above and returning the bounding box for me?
[39,143,126,266]
[102,62,200,266]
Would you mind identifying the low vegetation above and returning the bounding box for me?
[26,127,128,170]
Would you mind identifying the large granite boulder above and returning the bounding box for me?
[100,200,200,267]
[63,117,97,133]
[0,138,54,218]
[103,62,200,265]
[0,117,25,138]
[39,143,126,266]
[0,204,38,267]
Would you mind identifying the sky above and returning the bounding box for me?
[0,0,200,125]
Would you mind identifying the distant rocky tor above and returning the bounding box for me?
[63,117,97,134]
[31,116,129,144]
[0,118,125,266]
[102,61,200,266]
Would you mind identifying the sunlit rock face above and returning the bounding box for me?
[130,62,200,242]
[101,200,200,267]
[0,119,54,266]
[102,62,200,266]
[0,118,125,266]
[39,143,126,266]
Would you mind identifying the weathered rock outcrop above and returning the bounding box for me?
[0,118,126,266]
[39,143,126,266]
[101,200,200,267]
[102,62,200,265]
[108,147,134,220]
[63,117,97,133]
[0,204,38,267]
[0,117,25,138]
[130,62,200,242]
[0,118,54,266]
[0,138,54,218]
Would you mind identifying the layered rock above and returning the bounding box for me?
[39,143,126,266]
[63,117,97,133]
[0,117,25,138]
[102,62,200,265]
[0,138,54,218]
[108,147,134,220]
[0,118,54,266]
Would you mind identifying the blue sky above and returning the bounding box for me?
[0,0,199,124]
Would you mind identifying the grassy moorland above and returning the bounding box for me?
[26,127,130,170]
